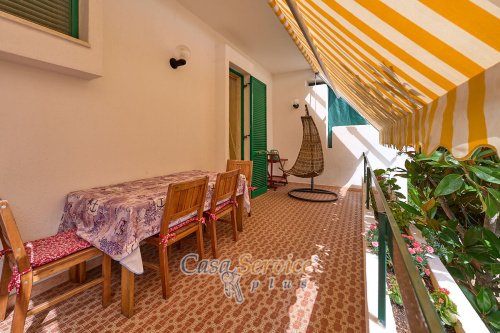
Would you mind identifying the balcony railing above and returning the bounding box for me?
[363,152,445,332]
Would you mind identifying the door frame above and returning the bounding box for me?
[229,68,245,160]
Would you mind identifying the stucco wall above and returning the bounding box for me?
[0,0,272,241]
[272,69,406,190]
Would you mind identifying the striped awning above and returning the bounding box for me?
[268,0,500,159]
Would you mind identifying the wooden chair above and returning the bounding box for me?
[206,169,240,259]
[226,160,253,217]
[0,200,111,333]
[142,177,208,299]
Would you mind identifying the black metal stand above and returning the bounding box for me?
[288,178,338,202]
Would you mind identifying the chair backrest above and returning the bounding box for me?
[226,160,252,187]
[160,177,209,235]
[0,200,31,272]
[210,169,240,212]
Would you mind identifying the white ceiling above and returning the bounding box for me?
[178,0,310,74]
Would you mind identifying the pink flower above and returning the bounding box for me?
[372,242,379,248]
[370,224,377,231]
[426,246,434,254]
[412,241,421,248]
[438,298,444,304]
[424,268,430,276]
[408,247,416,254]
[416,247,423,253]
[416,256,424,263]
[439,288,450,295]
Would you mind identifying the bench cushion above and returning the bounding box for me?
[26,229,92,268]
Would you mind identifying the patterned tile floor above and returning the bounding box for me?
[0,184,366,333]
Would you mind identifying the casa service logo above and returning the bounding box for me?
[180,253,319,304]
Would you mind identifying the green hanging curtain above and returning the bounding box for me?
[327,87,368,148]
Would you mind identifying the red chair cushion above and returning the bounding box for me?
[26,229,92,268]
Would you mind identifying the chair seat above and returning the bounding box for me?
[215,199,234,213]
[26,229,92,268]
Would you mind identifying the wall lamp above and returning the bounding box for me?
[292,99,300,109]
[170,45,191,69]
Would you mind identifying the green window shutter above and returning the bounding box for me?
[327,87,368,148]
[250,76,267,198]
[0,0,79,38]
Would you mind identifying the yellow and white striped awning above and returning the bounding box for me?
[269,0,500,159]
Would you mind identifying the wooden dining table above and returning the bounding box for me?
[59,170,250,317]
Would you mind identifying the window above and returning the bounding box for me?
[327,87,368,148]
[0,0,78,38]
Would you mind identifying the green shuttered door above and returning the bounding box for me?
[250,76,267,198]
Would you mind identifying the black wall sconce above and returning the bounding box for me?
[170,45,191,69]
[292,99,300,109]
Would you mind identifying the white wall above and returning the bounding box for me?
[0,0,272,241]
[272,69,405,190]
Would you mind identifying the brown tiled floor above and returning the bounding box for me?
[0,184,366,332]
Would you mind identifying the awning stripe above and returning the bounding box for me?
[268,0,500,158]
[484,62,500,153]
[419,0,500,52]
[363,1,496,71]
[301,1,440,99]
[305,0,457,91]
[304,12,422,116]
[467,73,488,149]
[309,31,414,117]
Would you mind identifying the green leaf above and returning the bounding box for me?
[482,228,500,256]
[398,201,420,216]
[395,192,405,199]
[484,263,500,275]
[440,226,461,247]
[477,288,494,314]
[487,311,500,330]
[434,174,464,196]
[468,165,500,184]
[472,148,495,160]
[487,188,500,203]
[447,267,465,281]
[442,251,454,264]
[485,194,499,218]
[464,228,482,247]
[445,219,459,230]
[467,245,496,264]
[429,206,437,219]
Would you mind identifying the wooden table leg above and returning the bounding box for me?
[236,195,243,232]
[69,262,86,283]
[121,266,134,318]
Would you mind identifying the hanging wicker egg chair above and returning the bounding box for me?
[285,105,338,202]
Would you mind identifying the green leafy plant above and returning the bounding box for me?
[431,288,459,327]
[373,147,500,331]
[460,286,500,332]
[388,275,403,306]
